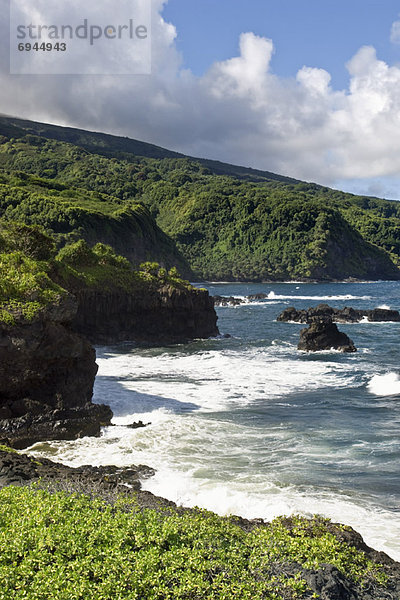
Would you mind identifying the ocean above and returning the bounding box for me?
[28,280,400,561]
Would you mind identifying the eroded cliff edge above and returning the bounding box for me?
[0,295,112,449]
[0,223,219,448]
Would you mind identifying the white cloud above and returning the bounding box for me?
[2,0,400,195]
[390,18,400,44]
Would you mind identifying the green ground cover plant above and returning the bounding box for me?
[0,486,387,600]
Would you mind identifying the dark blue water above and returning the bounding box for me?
[29,281,400,559]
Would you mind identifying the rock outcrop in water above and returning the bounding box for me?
[0,295,112,449]
[278,303,400,324]
[298,318,357,353]
[213,295,244,307]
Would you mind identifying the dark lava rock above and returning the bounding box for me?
[0,296,112,449]
[368,308,400,322]
[213,295,244,307]
[278,303,400,324]
[71,285,219,345]
[247,293,269,301]
[303,564,357,599]
[298,318,357,352]
[0,448,154,491]
[0,448,174,511]
[126,420,150,429]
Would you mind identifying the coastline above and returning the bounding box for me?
[1,446,399,600]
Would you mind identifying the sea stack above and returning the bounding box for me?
[298,317,357,353]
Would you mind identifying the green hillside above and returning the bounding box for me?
[0,160,192,278]
[0,115,299,184]
[1,115,400,281]
[0,220,192,326]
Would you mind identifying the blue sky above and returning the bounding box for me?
[163,0,400,88]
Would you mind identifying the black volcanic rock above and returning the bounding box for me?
[298,318,357,353]
[0,296,112,449]
[71,285,219,345]
[278,303,400,324]
[213,295,244,307]
[0,448,153,492]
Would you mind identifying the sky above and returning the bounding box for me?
[2,0,400,199]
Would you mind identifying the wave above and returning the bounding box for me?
[91,346,357,414]
[265,291,373,301]
[368,372,400,396]
[27,420,400,562]
[140,468,400,561]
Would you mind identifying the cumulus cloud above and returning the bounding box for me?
[2,0,400,193]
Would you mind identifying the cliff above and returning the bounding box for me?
[72,285,218,345]
[0,295,112,449]
[0,223,219,447]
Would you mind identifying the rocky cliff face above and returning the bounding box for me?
[71,285,219,345]
[0,295,112,449]
[0,282,218,448]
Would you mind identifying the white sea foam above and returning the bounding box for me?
[93,347,357,414]
[140,469,400,561]
[377,304,391,310]
[27,418,400,561]
[368,372,400,396]
[265,291,373,301]
[24,314,400,563]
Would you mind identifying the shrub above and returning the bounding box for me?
[0,221,56,261]
[56,240,97,268]
[0,487,388,600]
[92,243,130,269]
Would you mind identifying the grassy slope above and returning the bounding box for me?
[0,115,299,184]
[0,168,192,278]
[1,116,400,280]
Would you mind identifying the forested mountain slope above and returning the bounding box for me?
[1,115,400,281]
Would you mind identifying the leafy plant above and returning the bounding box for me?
[0,487,389,600]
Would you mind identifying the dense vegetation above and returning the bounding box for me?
[0,485,388,600]
[0,163,191,278]
[1,115,400,281]
[0,220,191,325]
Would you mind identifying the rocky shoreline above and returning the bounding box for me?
[0,295,112,449]
[0,281,218,449]
[0,447,399,600]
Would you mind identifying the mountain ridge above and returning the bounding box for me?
[0,114,300,184]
